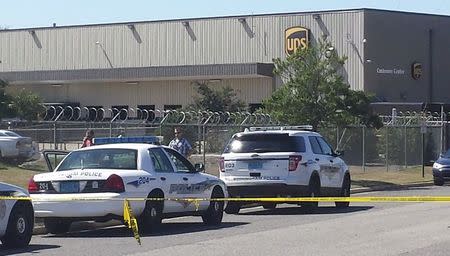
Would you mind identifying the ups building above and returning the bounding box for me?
[0,8,449,114]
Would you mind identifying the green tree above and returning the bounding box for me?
[0,79,14,119]
[9,88,45,121]
[263,38,382,130]
[188,81,246,112]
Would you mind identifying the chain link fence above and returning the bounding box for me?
[4,107,448,174]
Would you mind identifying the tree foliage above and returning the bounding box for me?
[0,79,44,121]
[188,81,246,112]
[263,38,382,130]
[0,79,14,120]
[10,89,45,121]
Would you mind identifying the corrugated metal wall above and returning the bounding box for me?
[0,10,364,90]
[6,77,272,111]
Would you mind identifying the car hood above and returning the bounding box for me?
[0,182,29,196]
[435,157,450,166]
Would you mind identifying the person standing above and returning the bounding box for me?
[168,127,192,158]
[81,129,95,148]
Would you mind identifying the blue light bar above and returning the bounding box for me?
[93,136,161,145]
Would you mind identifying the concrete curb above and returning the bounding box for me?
[32,181,436,235]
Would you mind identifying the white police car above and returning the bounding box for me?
[0,182,34,248]
[29,136,227,234]
[220,126,350,214]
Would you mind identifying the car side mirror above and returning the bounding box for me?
[194,163,205,172]
[440,153,444,158]
[334,150,344,157]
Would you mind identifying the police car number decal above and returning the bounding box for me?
[127,177,155,187]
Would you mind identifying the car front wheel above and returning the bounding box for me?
[301,175,320,211]
[1,202,34,248]
[138,195,163,233]
[434,177,445,186]
[335,174,351,208]
[202,187,224,225]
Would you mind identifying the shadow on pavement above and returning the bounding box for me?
[0,244,60,255]
[238,206,373,216]
[44,221,248,238]
[352,180,402,188]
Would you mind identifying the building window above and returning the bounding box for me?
[111,105,128,120]
[249,103,263,113]
[137,105,155,121]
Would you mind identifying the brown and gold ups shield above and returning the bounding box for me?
[412,62,422,80]
[285,26,309,56]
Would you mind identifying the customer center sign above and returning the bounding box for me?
[376,67,406,75]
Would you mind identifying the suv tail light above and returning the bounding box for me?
[104,174,125,192]
[289,156,302,171]
[219,157,225,172]
[28,178,38,193]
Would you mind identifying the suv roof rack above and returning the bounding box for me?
[248,125,313,132]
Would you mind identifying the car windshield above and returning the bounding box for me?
[443,150,450,158]
[57,148,138,171]
[223,133,306,153]
[0,131,21,137]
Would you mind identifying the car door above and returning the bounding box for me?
[315,136,341,187]
[308,136,334,188]
[43,150,70,172]
[164,148,209,212]
[147,148,180,213]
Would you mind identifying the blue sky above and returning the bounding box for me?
[2,0,449,29]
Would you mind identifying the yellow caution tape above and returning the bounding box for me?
[0,196,31,201]
[5,196,450,203]
[123,199,141,245]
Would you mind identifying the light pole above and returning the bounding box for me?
[95,41,114,68]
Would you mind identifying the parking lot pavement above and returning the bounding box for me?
[31,180,435,235]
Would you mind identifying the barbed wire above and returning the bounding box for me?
[379,111,444,127]
[39,106,278,126]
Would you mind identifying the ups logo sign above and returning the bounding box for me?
[285,26,309,56]
[412,62,422,80]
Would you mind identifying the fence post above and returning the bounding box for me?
[441,106,445,153]
[336,126,339,149]
[53,122,57,150]
[421,130,425,178]
[362,126,365,172]
[385,126,389,172]
[404,125,407,169]
[202,124,206,166]
[197,124,202,155]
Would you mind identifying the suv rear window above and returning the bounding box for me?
[223,133,306,153]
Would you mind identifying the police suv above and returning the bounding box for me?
[0,182,34,248]
[29,137,227,234]
[219,126,351,214]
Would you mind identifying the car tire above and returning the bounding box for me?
[335,174,351,208]
[434,177,445,186]
[138,194,163,233]
[301,175,320,211]
[224,202,241,214]
[44,218,72,234]
[0,202,34,248]
[202,187,224,225]
[262,203,277,209]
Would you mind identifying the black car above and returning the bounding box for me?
[432,150,450,186]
